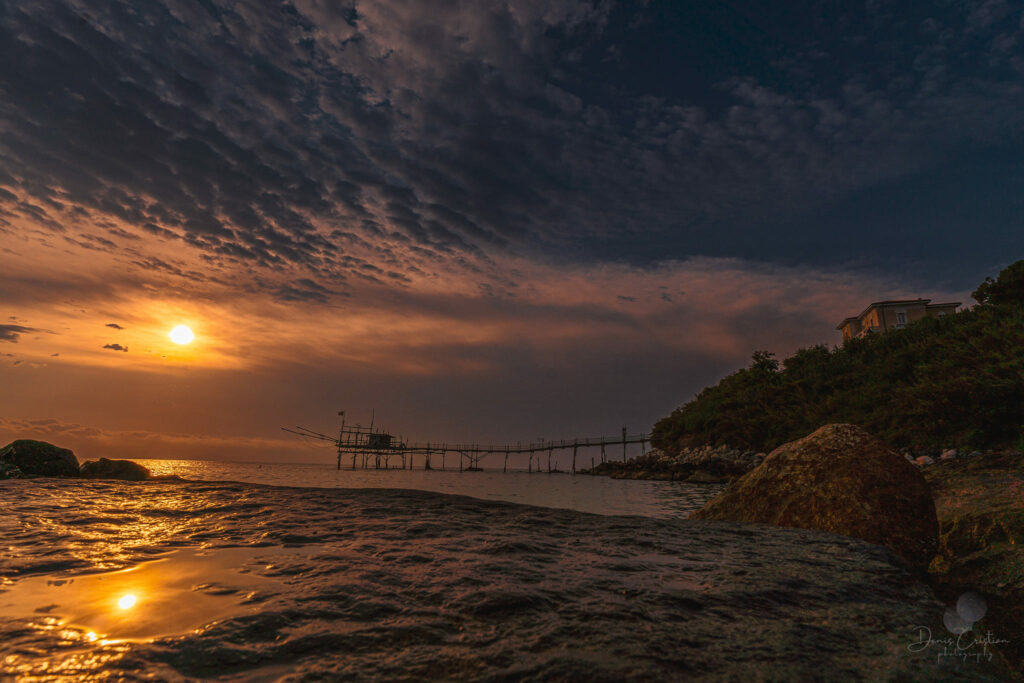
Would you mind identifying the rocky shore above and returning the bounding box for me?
[0,439,151,480]
[923,450,1024,673]
[685,424,1023,675]
[581,444,764,482]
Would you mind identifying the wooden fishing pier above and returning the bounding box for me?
[282,412,650,473]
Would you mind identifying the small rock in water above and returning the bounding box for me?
[940,448,957,460]
[0,440,80,477]
[914,456,934,466]
[80,457,150,481]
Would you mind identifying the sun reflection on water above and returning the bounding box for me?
[0,547,298,679]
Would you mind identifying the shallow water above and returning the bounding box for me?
[138,459,723,518]
[0,478,1003,681]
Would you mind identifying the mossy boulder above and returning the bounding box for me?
[691,424,939,571]
[0,440,80,477]
[80,457,150,481]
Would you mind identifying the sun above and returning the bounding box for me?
[117,594,137,610]
[169,325,195,345]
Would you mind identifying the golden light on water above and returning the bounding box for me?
[169,325,195,345]
[117,594,137,610]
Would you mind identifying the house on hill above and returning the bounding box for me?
[836,299,960,341]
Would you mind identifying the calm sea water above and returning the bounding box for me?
[0,469,1000,679]
[138,459,723,518]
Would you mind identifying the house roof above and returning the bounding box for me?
[835,299,961,330]
[835,317,860,330]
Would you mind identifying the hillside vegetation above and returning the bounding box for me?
[651,261,1024,453]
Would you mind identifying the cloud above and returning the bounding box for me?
[0,324,34,342]
[0,0,1020,291]
[0,0,1016,461]
[0,416,312,462]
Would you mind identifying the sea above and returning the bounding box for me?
[139,460,724,519]
[0,461,1004,681]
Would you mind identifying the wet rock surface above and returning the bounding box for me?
[583,446,763,483]
[0,439,80,477]
[924,451,1024,674]
[80,457,151,481]
[691,424,939,572]
[0,479,1009,680]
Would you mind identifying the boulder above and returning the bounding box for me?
[0,440,80,477]
[691,424,939,572]
[915,455,935,466]
[940,448,958,460]
[80,457,150,481]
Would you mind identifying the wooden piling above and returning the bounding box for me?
[303,428,654,477]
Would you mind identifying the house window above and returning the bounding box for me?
[896,311,907,328]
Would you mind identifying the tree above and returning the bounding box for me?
[750,350,779,374]
[972,259,1024,307]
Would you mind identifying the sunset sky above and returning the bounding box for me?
[2,1,1022,462]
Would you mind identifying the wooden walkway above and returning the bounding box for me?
[282,423,650,473]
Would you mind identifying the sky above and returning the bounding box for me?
[1,0,1022,464]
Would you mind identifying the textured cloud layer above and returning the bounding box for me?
[0,1,1014,458]
[2,0,1023,285]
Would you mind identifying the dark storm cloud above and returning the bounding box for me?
[105,323,124,329]
[102,343,128,352]
[0,324,35,342]
[1,0,1023,287]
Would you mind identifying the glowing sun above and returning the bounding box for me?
[117,594,137,610]
[169,325,195,345]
